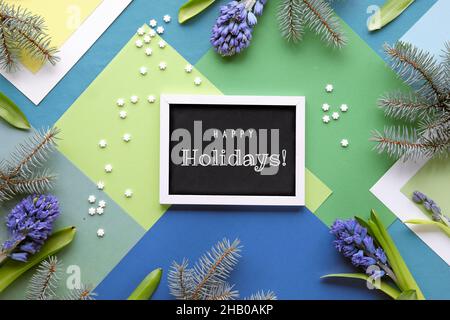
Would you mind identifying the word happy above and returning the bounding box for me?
[171,121,287,176]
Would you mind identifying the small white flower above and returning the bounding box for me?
[139,66,148,75]
[340,139,349,148]
[137,27,145,36]
[88,207,96,216]
[105,164,113,173]
[130,95,139,104]
[156,26,164,34]
[149,19,157,27]
[96,207,104,215]
[322,115,331,123]
[88,195,96,204]
[332,112,340,120]
[116,98,125,107]
[194,77,202,86]
[98,200,106,208]
[145,47,153,56]
[159,62,167,70]
[185,64,193,73]
[148,28,156,37]
[322,103,330,112]
[147,95,156,103]
[325,84,334,93]
[144,35,151,44]
[163,15,171,23]
[158,40,166,48]
[119,110,127,119]
[135,39,143,48]
[98,139,107,148]
[123,133,132,142]
[124,189,133,198]
[97,181,105,190]
[340,104,349,112]
[97,228,105,238]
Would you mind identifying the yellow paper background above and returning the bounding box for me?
[5,0,103,72]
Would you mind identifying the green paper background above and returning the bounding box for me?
[196,2,406,226]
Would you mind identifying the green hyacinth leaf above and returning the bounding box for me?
[128,268,163,300]
[0,226,76,293]
[178,0,216,24]
[405,219,450,237]
[321,273,402,299]
[0,91,30,130]
[368,0,415,31]
[369,210,425,299]
[396,289,418,300]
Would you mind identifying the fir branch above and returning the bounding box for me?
[8,170,56,195]
[190,238,241,300]
[168,259,193,300]
[26,256,61,300]
[378,91,441,122]
[0,0,59,71]
[205,283,239,300]
[278,0,305,43]
[244,290,277,300]
[372,127,449,160]
[384,42,445,102]
[7,127,59,177]
[300,0,347,48]
[64,284,97,300]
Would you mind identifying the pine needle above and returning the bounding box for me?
[26,256,61,300]
[244,290,278,300]
[278,0,305,43]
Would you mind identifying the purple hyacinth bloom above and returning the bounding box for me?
[1,195,60,262]
[210,0,267,57]
[331,219,392,280]
[412,190,448,222]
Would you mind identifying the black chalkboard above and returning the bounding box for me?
[160,95,305,206]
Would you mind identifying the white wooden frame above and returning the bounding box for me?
[160,95,305,206]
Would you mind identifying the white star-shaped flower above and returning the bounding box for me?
[119,110,127,119]
[139,66,148,75]
[123,133,132,142]
[163,15,171,23]
[98,139,107,148]
[88,195,96,204]
[97,228,105,238]
[322,103,330,112]
[148,28,156,37]
[340,104,349,112]
[156,26,164,34]
[194,77,202,86]
[144,35,151,44]
[159,62,167,70]
[185,64,193,73]
[147,95,156,103]
[340,139,349,148]
[145,47,153,56]
[97,181,105,190]
[88,207,96,216]
[322,115,331,123]
[98,200,106,208]
[96,207,104,215]
[325,84,334,93]
[137,27,145,36]
[149,19,157,27]
[130,95,139,104]
[105,164,113,173]
[158,40,166,48]
[124,189,133,198]
[135,39,143,48]
[332,112,340,120]
[116,98,125,107]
